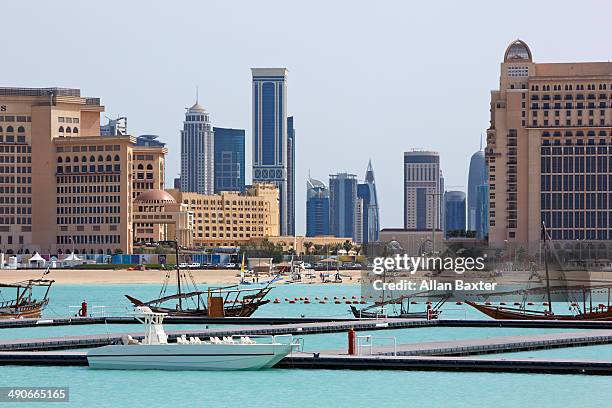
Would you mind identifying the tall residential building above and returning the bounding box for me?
[444,190,466,236]
[403,150,443,230]
[180,100,214,194]
[286,116,295,236]
[0,86,166,255]
[212,127,245,193]
[100,116,127,136]
[251,68,290,235]
[467,144,486,231]
[306,177,330,237]
[329,173,357,240]
[356,160,380,244]
[167,184,280,248]
[487,39,612,245]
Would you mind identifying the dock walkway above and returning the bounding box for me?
[0,319,431,351]
[323,329,612,356]
[1,351,612,375]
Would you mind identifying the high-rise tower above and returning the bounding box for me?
[180,99,214,194]
[403,150,442,230]
[252,68,290,235]
[467,138,486,232]
[356,160,380,243]
[287,116,295,236]
[306,176,330,237]
[329,173,358,239]
[212,127,245,193]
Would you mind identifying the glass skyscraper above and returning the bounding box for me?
[180,100,214,194]
[444,190,466,236]
[213,127,245,193]
[287,117,295,236]
[329,173,357,239]
[251,68,292,235]
[467,145,486,232]
[356,160,380,244]
[476,183,489,239]
[306,177,330,237]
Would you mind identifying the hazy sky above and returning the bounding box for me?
[5,1,612,234]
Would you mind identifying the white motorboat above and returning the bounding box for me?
[87,306,297,370]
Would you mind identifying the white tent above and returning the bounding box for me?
[29,252,45,263]
[64,252,81,262]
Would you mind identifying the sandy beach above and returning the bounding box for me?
[0,268,362,285]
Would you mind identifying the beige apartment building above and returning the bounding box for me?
[0,87,166,255]
[167,184,280,248]
[487,40,612,247]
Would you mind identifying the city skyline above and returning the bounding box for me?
[5,1,612,235]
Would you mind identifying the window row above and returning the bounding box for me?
[57,155,120,163]
[58,126,79,134]
[56,165,120,174]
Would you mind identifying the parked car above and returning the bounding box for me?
[188,262,201,269]
[178,263,189,268]
[224,263,237,269]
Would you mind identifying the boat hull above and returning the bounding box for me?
[0,299,48,319]
[87,343,293,371]
[465,301,612,321]
[125,296,270,318]
[349,305,438,319]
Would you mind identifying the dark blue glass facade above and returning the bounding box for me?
[476,184,489,239]
[416,188,427,229]
[307,178,330,237]
[540,138,612,240]
[252,69,289,235]
[213,127,245,193]
[444,191,466,236]
[287,117,295,236]
[467,150,486,231]
[261,83,276,165]
[329,173,357,239]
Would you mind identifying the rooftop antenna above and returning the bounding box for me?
[480,134,483,150]
[195,86,199,104]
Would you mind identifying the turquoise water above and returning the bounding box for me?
[1,365,611,408]
[482,343,612,360]
[1,284,612,407]
[21,282,480,319]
